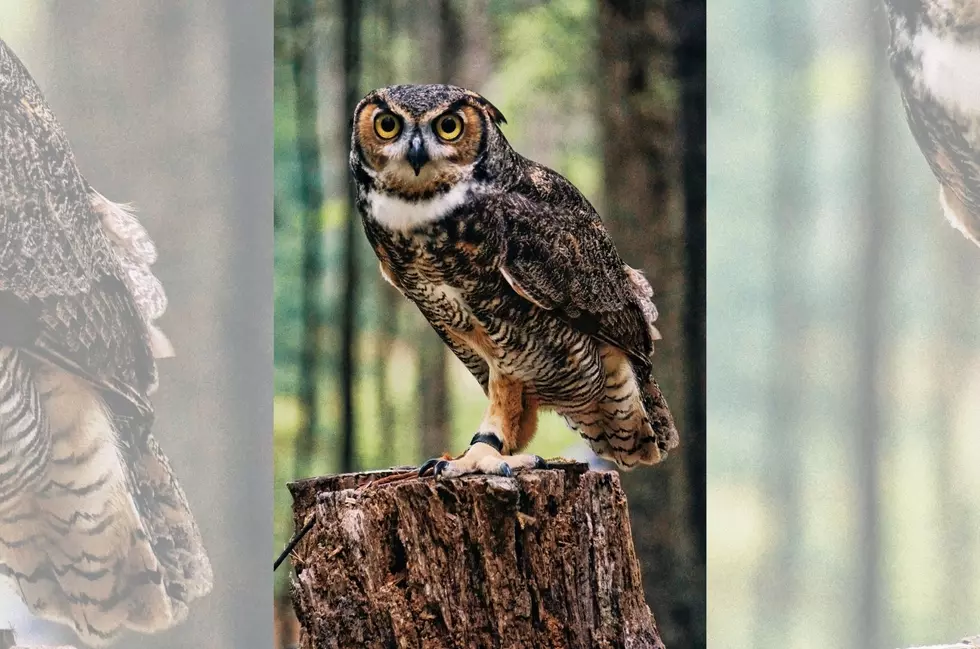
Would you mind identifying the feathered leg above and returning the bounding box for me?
[419,371,545,478]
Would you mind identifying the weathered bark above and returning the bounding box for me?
[287,463,664,649]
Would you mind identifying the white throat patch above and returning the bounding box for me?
[914,26,980,114]
[367,181,474,232]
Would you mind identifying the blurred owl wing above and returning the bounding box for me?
[0,46,158,417]
[898,88,980,244]
[490,193,657,368]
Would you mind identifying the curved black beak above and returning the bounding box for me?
[406,134,429,176]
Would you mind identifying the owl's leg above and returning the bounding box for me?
[419,374,545,479]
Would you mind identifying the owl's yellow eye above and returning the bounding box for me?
[374,112,401,139]
[434,114,463,141]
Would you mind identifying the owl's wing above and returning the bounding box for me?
[0,39,159,417]
[898,87,980,244]
[487,192,659,369]
[883,0,980,245]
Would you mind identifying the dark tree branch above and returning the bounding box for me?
[340,0,363,474]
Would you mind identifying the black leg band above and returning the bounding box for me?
[470,432,504,453]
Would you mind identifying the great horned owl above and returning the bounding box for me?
[350,84,678,477]
[884,0,980,245]
[0,39,211,644]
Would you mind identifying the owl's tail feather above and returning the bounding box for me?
[0,366,212,646]
[564,346,679,469]
[636,375,680,461]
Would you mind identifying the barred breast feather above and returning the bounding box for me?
[360,155,679,467]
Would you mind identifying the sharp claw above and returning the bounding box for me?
[533,455,547,469]
[498,463,513,477]
[434,459,450,478]
[418,458,439,477]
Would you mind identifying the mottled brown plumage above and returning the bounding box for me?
[350,84,677,475]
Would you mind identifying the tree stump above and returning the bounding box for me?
[286,462,664,649]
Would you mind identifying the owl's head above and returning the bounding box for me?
[350,84,509,198]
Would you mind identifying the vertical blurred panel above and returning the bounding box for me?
[708,0,980,646]
[854,2,889,645]
[1,1,272,647]
[754,1,811,646]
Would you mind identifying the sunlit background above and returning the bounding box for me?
[274,0,705,647]
[1,4,271,648]
[708,1,980,648]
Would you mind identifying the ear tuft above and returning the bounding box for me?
[466,90,507,125]
[485,101,507,125]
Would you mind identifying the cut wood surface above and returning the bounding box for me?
[287,462,664,649]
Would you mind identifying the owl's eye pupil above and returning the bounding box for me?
[380,116,396,132]
[440,117,454,131]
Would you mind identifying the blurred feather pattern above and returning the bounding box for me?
[884,0,980,245]
[0,38,210,646]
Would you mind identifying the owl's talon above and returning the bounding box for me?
[423,443,543,479]
[418,458,440,477]
[434,459,451,478]
[532,455,547,469]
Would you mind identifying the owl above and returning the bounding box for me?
[0,39,211,644]
[884,0,980,245]
[350,84,678,477]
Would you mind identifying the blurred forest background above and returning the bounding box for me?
[708,1,980,648]
[273,0,705,647]
[1,4,272,648]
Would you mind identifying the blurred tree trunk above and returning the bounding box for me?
[675,0,706,575]
[458,0,493,90]
[936,230,979,622]
[755,1,811,645]
[856,3,889,646]
[598,0,702,647]
[341,0,363,473]
[289,0,326,480]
